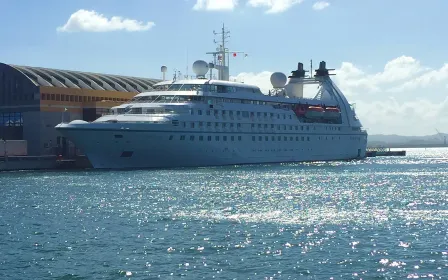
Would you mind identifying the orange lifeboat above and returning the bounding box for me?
[305,106,324,118]
[323,106,341,119]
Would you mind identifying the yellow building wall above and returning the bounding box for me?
[39,86,136,113]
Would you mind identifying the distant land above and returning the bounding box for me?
[368,133,448,148]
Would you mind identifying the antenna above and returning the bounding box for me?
[206,24,247,81]
[161,65,167,81]
[310,60,313,78]
[186,49,189,80]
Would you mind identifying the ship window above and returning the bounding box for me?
[301,136,305,141]
[301,126,304,131]
[237,123,241,128]
[199,136,203,141]
[265,136,268,141]
[215,123,219,127]
[229,111,233,116]
[207,122,211,127]
[230,123,234,128]
[258,124,262,129]
[307,136,310,141]
[278,136,281,141]
[283,125,286,130]
[284,136,287,141]
[191,122,195,128]
[169,135,173,140]
[251,124,255,128]
[231,136,234,141]
[198,110,202,115]
[264,112,267,117]
[296,136,299,141]
[252,136,256,141]
[290,137,293,141]
[215,136,219,141]
[223,136,227,141]
[180,135,185,140]
[306,126,309,131]
[222,123,226,128]
[236,111,241,117]
[289,115,292,119]
[206,110,211,115]
[272,136,275,141]
[289,126,292,130]
[258,136,262,141]
[199,122,203,127]
[238,136,242,141]
[190,136,195,141]
[257,112,261,117]
[208,136,212,141]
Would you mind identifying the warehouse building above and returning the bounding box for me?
[0,62,160,156]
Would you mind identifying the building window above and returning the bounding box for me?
[0,112,23,127]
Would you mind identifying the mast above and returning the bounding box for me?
[206,24,246,81]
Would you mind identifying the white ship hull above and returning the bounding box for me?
[58,125,367,169]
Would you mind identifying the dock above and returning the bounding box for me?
[0,155,92,171]
[366,147,406,157]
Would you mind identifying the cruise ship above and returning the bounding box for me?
[55,28,368,169]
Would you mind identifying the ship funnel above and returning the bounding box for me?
[285,62,307,98]
[314,61,335,77]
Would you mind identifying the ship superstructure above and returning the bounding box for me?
[55,26,367,169]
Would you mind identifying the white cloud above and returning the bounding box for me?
[312,1,330,10]
[193,0,238,11]
[57,9,155,32]
[247,0,304,13]
[233,57,448,136]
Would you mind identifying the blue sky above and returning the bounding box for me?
[1,0,448,135]
[1,0,446,77]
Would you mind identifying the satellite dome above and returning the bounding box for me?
[193,60,209,78]
[208,62,215,69]
[270,72,287,88]
[161,66,167,73]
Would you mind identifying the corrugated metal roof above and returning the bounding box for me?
[8,64,161,93]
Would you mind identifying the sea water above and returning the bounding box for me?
[0,148,447,279]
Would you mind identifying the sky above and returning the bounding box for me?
[1,0,448,136]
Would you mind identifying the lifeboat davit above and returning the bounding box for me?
[323,107,341,119]
[305,106,324,118]
[293,104,307,117]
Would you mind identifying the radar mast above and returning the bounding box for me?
[206,24,247,81]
